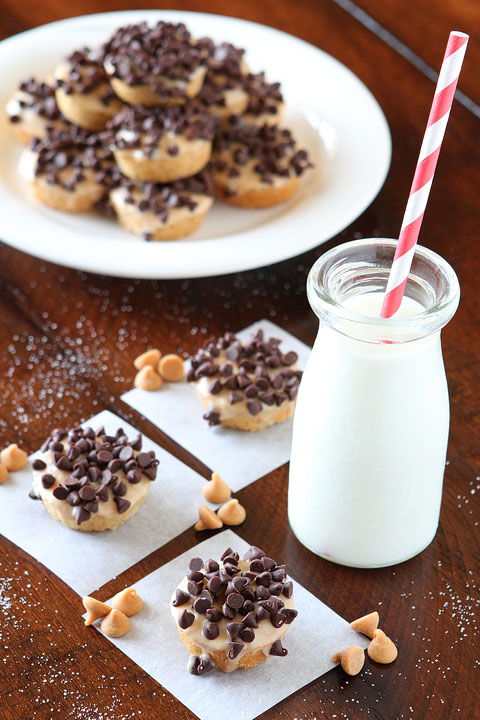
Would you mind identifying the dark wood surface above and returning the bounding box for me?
[0,1,479,719]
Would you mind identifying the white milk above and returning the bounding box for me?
[288,290,452,567]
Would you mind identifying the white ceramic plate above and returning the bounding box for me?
[0,11,391,278]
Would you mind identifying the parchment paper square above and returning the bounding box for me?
[0,410,204,595]
[95,530,368,720]
[122,320,311,491]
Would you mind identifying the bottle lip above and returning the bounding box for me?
[307,238,460,343]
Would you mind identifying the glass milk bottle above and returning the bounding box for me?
[288,239,460,568]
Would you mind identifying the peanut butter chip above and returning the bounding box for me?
[0,444,28,471]
[158,353,184,382]
[194,504,223,531]
[332,645,365,676]
[0,464,8,485]
[82,596,112,626]
[134,348,161,370]
[134,365,163,391]
[367,629,398,664]
[217,498,246,526]
[111,587,143,616]
[101,608,131,638]
[202,472,231,503]
[350,611,379,639]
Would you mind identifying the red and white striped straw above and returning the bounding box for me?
[380,31,469,318]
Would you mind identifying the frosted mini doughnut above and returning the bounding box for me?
[103,21,210,106]
[19,126,116,213]
[193,43,250,122]
[212,119,312,208]
[6,77,70,144]
[30,424,159,531]
[171,545,297,674]
[187,328,302,431]
[241,72,284,126]
[54,48,123,131]
[109,169,214,241]
[107,104,217,183]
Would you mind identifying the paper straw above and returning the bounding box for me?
[380,31,469,319]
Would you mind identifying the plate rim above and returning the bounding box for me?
[0,9,392,279]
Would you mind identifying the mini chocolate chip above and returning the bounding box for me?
[270,612,285,628]
[52,486,68,500]
[250,559,264,573]
[263,557,276,570]
[96,484,109,502]
[239,600,255,616]
[119,446,133,462]
[203,621,219,640]
[244,546,265,561]
[108,458,123,473]
[114,496,131,514]
[189,557,203,571]
[259,597,283,614]
[282,581,293,598]
[187,580,203,596]
[227,642,244,659]
[256,606,270,623]
[226,592,243,609]
[178,609,195,629]
[207,576,223,594]
[271,567,286,582]
[203,410,221,426]
[112,480,127,496]
[193,595,212,614]
[270,639,288,656]
[242,611,258,628]
[256,571,272,587]
[172,589,191,607]
[269,582,283,596]
[32,459,47,471]
[127,468,141,484]
[246,399,262,416]
[281,351,298,366]
[228,391,243,404]
[221,547,234,561]
[198,654,215,674]
[239,626,255,642]
[41,474,55,489]
[205,559,219,573]
[136,452,151,467]
[205,607,222,623]
[78,485,96,501]
[226,622,243,641]
[282,609,298,624]
[76,506,91,525]
[255,586,270,600]
[97,450,113,464]
[222,602,235,620]
[67,491,81,506]
[187,655,200,675]
[187,570,204,582]
[56,456,72,472]
[84,500,99,514]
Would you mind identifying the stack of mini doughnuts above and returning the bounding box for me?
[7,20,312,241]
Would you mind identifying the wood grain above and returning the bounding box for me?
[0,1,479,719]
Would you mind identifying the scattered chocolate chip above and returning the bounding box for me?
[52,486,68,500]
[203,621,219,640]
[282,581,293,598]
[269,582,283,596]
[187,580,203,596]
[282,609,298,624]
[189,557,203,572]
[32,459,47,471]
[172,589,191,607]
[227,642,244,659]
[78,485,96,501]
[239,626,255,643]
[187,655,200,675]
[41,474,55,489]
[197,654,215,674]
[270,639,288,656]
[114,497,131,514]
[76,506,91,525]
[178,609,195,629]
[205,607,222,623]
[270,612,285,628]
[246,399,262,416]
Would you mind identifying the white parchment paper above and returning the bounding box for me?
[95,530,368,720]
[121,320,311,492]
[0,410,204,596]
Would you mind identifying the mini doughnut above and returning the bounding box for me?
[0,444,28,471]
[19,127,115,213]
[82,595,112,626]
[202,472,231,504]
[350,611,379,639]
[134,348,162,371]
[194,43,249,122]
[54,48,123,131]
[241,72,284,126]
[332,645,365,676]
[6,77,70,144]
[171,545,298,673]
[217,499,246,526]
[111,587,143,616]
[194,504,223,531]
[367,629,398,664]
[134,366,163,391]
[0,464,8,484]
[101,608,130,637]
[103,21,210,106]
[107,104,217,183]
[109,169,214,242]
[30,424,159,532]
[212,120,311,208]
[187,328,302,432]
[158,354,184,382]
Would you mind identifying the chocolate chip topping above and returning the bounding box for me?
[244,72,283,117]
[36,425,158,524]
[213,120,312,186]
[175,545,296,672]
[56,48,117,104]
[108,104,218,151]
[112,168,214,224]
[8,77,66,125]
[30,126,116,191]
[188,329,302,424]
[103,21,210,97]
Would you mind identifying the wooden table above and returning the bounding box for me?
[0,1,478,718]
